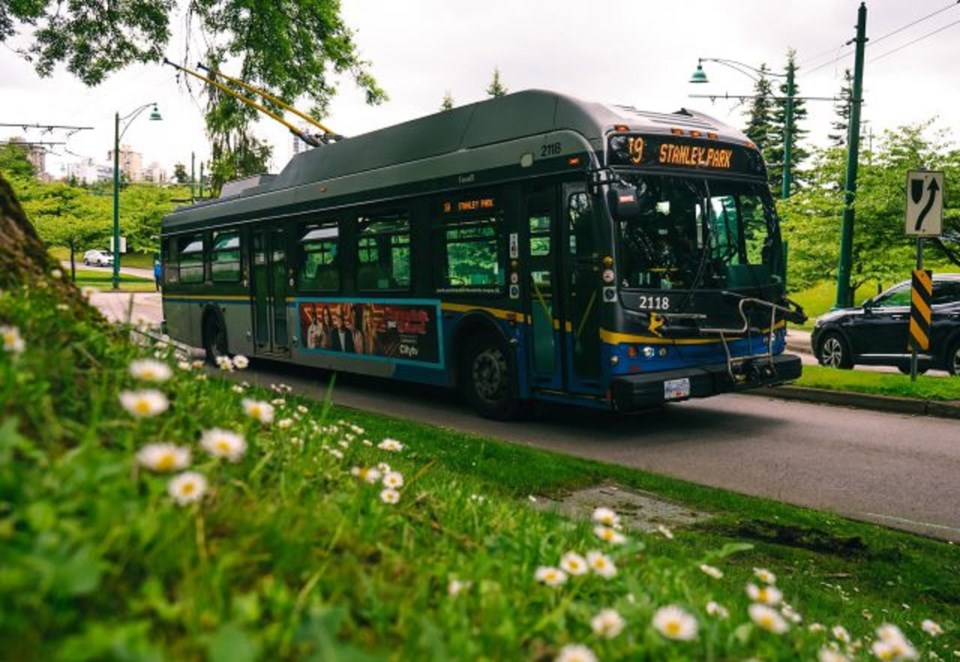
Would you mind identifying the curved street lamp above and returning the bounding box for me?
[112,103,162,290]
[689,57,795,200]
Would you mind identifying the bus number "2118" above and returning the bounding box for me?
[638,295,671,311]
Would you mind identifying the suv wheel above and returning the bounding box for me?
[948,339,960,376]
[817,331,853,369]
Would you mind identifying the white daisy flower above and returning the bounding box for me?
[378,438,404,452]
[699,564,723,579]
[534,566,568,587]
[362,439,373,447]
[1,325,25,354]
[448,579,470,596]
[781,603,803,624]
[652,604,698,641]
[350,467,382,484]
[594,525,626,545]
[586,550,617,578]
[51,268,63,279]
[136,443,190,472]
[231,385,245,394]
[191,360,205,370]
[327,448,344,460]
[749,603,789,634]
[215,355,234,371]
[382,471,404,489]
[380,488,400,504]
[818,647,850,662]
[921,619,944,637]
[278,418,294,429]
[178,360,192,371]
[754,567,777,584]
[119,389,169,418]
[559,551,588,576]
[296,404,308,414]
[271,397,286,406]
[376,462,391,473]
[168,471,207,505]
[591,506,620,527]
[656,524,675,539]
[129,358,172,383]
[746,583,783,606]
[809,623,826,633]
[832,625,851,643]
[706,601,729,619]
[555,644,597,662]
[200,428,247,462]
[875,624,917,660]
[590,608,625,638]
[232,354,249,369]
[242,398,275,424]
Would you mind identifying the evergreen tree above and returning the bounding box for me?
[743,64,776,153]
[768,49,809,194]
[828,69,854,148]
[441,91,454,111]
[486,68,508,98]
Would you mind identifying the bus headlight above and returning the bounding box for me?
[642,346,656,358]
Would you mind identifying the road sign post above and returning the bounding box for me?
[904,170,943,381]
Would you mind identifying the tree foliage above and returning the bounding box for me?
[829,69,854,148]
[780,121,960,301]
[767,49,810,193]
[0,143,36,178]
[441,91,454,111]
[486,68,508,98]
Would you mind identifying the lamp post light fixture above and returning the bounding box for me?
[689,57,795,200]
[112,103,162,290]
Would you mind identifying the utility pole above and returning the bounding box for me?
[835,2,868,309]
[190,151,196,201]
[781,63,795,200]
[199,161,205,199]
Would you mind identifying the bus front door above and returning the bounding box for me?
[523,190,563,391]
[251,227,290,354]
[561,183,604,395]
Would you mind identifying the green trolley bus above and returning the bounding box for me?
[160,89,804,418]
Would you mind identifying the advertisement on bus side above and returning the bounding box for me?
[298,300,441,366]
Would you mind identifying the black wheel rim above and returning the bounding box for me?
[952,345,960,375]
[472,347,508,403]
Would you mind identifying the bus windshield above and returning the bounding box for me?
[614,174,780,291]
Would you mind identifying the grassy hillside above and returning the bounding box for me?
[1,278,956,660]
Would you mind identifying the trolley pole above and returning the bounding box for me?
[835,2,868,309]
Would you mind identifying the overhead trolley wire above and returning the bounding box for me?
[870,16,960,63]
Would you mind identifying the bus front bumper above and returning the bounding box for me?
[610,353,802,411]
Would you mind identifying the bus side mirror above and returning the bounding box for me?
[609,184,641,218]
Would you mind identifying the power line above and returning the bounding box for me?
[805,0,960,74]
[870,16,960,63]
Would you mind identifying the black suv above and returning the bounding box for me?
[811,274,960,375]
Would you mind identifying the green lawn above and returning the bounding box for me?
[789,280,882,330]
[71,268,156,293]
[1,279,957,659]
[796,364,960,400]
[51,246,156,270]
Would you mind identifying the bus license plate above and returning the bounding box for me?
[664,378,690,401]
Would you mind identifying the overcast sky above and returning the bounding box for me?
[2,0,959,178]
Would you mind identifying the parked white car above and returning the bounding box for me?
[83,249,114,267]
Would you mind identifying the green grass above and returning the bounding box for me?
[789,280,882,330]
[70,269,155,293]
[796,364,960,400]
[1,280,958,660]
[51,246,157,270]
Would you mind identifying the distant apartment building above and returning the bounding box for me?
[142,161,168,184]
[4,136,47,178]
[107,144,143,182]
[64,158,112,184]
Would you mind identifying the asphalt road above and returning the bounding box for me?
[233,359,960,542]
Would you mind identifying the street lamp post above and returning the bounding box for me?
[689,58,795,200]
[112,103,162,290]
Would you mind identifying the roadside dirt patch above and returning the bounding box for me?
[730,520,869,558]
[533,484,712,533]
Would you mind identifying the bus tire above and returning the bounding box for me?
[202,312,228,365]
[461,334,520,420]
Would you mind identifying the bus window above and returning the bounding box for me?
[357,212,410,291]
[211,231,241,282]
[163,237,179,284]
[178,234,204,284]
[568,192,596,258]
[530,213,551,256]
[299,222,340,291]
[438,216,503,289]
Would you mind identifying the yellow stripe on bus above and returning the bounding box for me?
[600,320,785,346]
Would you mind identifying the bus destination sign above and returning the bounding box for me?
[607,134,762,176]
[443,197,496,213]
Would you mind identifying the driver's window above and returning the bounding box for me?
[874,284,911,308]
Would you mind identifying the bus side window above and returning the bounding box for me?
[357,211,410,291]
[163,237,179,284]
[178,234,204,284]
[211,231,241,282]
[299,221,340,291]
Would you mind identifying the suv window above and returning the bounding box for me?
[873,284,911,308]
[932,280,960,306]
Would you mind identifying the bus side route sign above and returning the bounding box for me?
[909,268,933,352]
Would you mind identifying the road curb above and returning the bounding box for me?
[749,385,960,419]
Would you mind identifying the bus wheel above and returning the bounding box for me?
[462,335,520,420]
[202,314,228,365]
